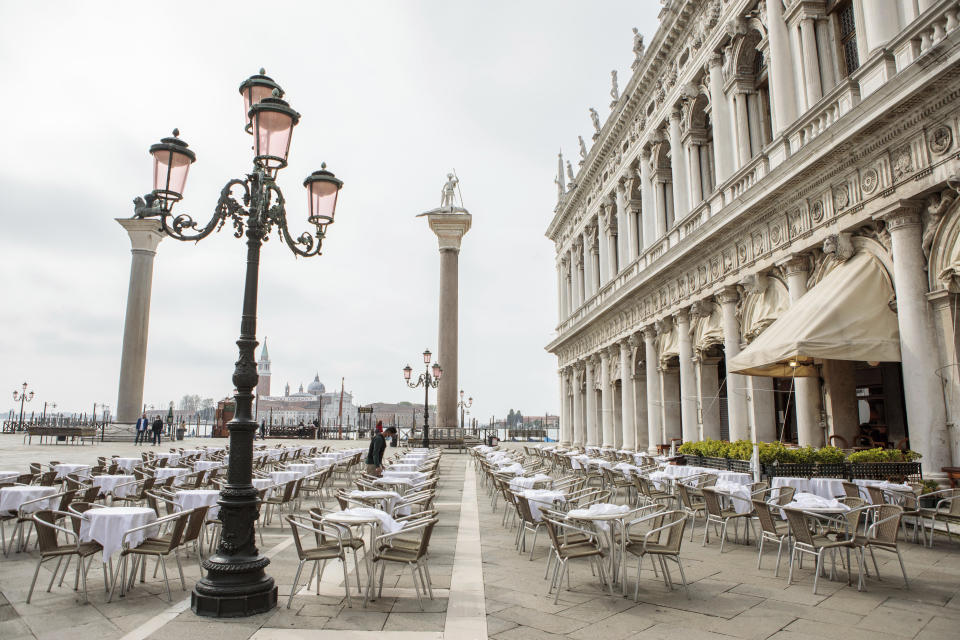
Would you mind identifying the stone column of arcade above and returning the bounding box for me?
[114,218,165,436]
[421,177,472,436]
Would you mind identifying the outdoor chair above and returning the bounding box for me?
[601,468,634,504]
[852,504,908,590]
[784,508,858,594]
[371,518,438,610]
[676,482,706,541]
[513,493,547,559]
[26,510,103,604]
[753,498,790,576]
[702,487,755,551]
[773,485,796,506]
[110,510,190,603]
[842,481,861,499]
[285,513,364,608]
[542,516,610,604]
[634,475,675,508]
[623,508,689,600]
[918,488,960,546]
[113,477,156,507]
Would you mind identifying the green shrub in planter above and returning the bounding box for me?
[814,446,846,464]
[847,448,922,463]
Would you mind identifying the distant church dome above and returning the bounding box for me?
[307,373,325,395]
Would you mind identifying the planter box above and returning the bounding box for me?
[764,463,818,478]
[850,462,921,481]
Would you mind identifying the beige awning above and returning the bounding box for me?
[727,252,901,377]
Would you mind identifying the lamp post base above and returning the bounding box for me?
[191,565,277,617]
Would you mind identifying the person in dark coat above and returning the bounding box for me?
[134,413,149,445]
[365,426,395,477]
[151,415,163,446]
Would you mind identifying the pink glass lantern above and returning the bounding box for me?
[423,349,432,365]
[304,164,343,227]
[432,363,442,380]
[149,129,196,209]
[248,91,300,172]
[403,365,413,381]
[238,69,282,133]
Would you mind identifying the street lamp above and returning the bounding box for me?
[131,69,343,618]
[403,349,442,448]
[458,389,473,432]
[12,382,34,430]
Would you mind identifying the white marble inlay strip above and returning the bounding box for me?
[443,462,486,640]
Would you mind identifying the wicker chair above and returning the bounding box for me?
[371,518,438,610]
[919,488,960,546]
[110,510,190,603]
[784,508,858,594]
[285,513,364,608]
[753,499,790,576]
[852,504,908,590]
[623,509,689,600]
[542,516,610,604]
[676,483,706,541]
[26,510,102,604]
[702,488,754,551]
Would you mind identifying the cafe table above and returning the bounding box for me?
[566,503,637,593]
[0,486,58,514]
[79,505,157,561]
[92,474,137,499]
[114,457,143,473]
[174,489,221,519]
[0,471,20,484]
[322,507,403,601]
[54,463,91,479]
[286,463,317,478]
[154,467,191,486]
[270,471,301,485]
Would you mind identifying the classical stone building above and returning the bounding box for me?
[546,0,960,478]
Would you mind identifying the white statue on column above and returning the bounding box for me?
[440,173,459,208]
[632,28,645,62]
[578,135,588,163]
[610,70,620,103]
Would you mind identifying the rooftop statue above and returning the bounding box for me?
[589,108,601,134]
[632,28,645,61]
[610,70,620,102]
[578,135,587,160]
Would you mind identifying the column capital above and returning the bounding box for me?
[874,199,924,232]
[777,254,811,277]
[606,343,619,359]
[423,211,472,252]
[116,218,165,253]
[669,108,682,122]
[598,347,611,362]
[642,325,658,342]
[717,285,740,305]
[628,333,642,348]
[673,308,690,325]
[587,353,601,368]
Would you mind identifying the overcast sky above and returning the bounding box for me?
[0,0,661,422]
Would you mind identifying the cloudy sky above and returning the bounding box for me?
[0,0,661,423]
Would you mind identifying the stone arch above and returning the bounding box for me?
[928,194,960,292]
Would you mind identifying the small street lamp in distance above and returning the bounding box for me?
[458,390,473,433]
[403,348,442,448]
[12,383,34,430]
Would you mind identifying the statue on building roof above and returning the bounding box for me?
[566,160,575,184]
[578,135,587,161]
[632,28,645,62]
[589,108,601,134]
[610,70,620,103]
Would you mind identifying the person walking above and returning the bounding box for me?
[151,414,163,446]
[134,412,149,445]
[365,426,395,477]
[259,419,266,440]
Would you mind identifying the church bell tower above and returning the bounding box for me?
[255,337,271,398]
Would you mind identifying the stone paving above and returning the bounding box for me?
[0,437,958,639]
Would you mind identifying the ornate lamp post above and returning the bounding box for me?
[403,349,442,448]
[131,69,343,617]
[41,402,57,425]
[12,383,34,430]
[458,390,472,431]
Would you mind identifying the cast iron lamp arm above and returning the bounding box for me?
[264,180,326,257]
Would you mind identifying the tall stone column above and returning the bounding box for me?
[572,244,583,310]
[599,348,614,448]
[615,183,629,271]
[781,256,824,447]
[708,54,736,180]
[661,365,682,441]
[556,259,565,321]
[653,180,668,238]
[424,210,472,430]
[766,0,799,135]
[597,211,610,285]
[623,177,639,263]
[605,197,619,277]
[620,338,637,451]
[585,355,599,447]
[719,287,749,441]
[861,0,901,54]
[639,149,656,248]
[880,203,950,477]
[676,309,698,443]
[643,327,662,453]
[559,368,571,446]
[572,364,585,447]
[687,142,703,207]
[734,91,752,166]
[799,17,823,108]
[115,219,165,428]
[699,356,723,440]
[582,228,595,299]
[668,110,690,219]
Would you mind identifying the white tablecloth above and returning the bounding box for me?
[174,489,221,519]
[92,474,137,498]
[522,489,566,521]
[782,493,850,516]
[114,458,142,472]
[270,471,300,485]
[381,470,428,482]
[0,471,20,484]
[54,464,91,479]
[0,486,58,514]
[327,507,402,533]
[495,464,525,476]
[80,506,157,559]
[154,467,191,486]
[286,463,316,478]
[266,449,285,461]
[770,477,845,500]
[251,477,276,500]
[510,474,552,491]
[348,489,404,514]
[714,481,753,514]
[853,479,914,503]
[388,464,419,472]
[155,453,181,466]
[181,449,204,460]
